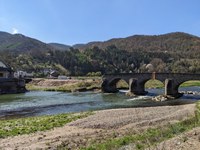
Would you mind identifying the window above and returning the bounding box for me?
[0,72,3,77]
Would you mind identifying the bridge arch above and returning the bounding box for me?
[177,80,200,88]
[180,80,200,87]
[101,77,129,93]
[145,79,164,89]
[144,79,165,95]
[109,78,129,87]
[116,79,129,90]
[129,78,151,95]
[165,78,200,97]
[109,78,129,92]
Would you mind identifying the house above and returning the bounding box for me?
[58,75,71,80]
[14,71,33,78]
[0,61,14,78]
[49,70,60,78]
[0,60,26,94]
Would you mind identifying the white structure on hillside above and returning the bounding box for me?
[14,71,33,78]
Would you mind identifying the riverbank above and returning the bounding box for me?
[0,78,26,94]
[26,77,101,92]
[26,78,200,93]
[0,103,197,149]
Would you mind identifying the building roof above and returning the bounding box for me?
[0,61,13,72]
[0,61,7,68]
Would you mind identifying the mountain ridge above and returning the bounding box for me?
[0,31,200,75]
[48,43,71,51]
[1,31,200,53]
[0,31,55,54]
[76,32,200,52]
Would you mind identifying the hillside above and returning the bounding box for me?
[49,43,71,51]
[0,31,200,76]
[1,31,200,55]
[77,32,200,53]
[0,31,55,54]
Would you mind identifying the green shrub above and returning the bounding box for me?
[0,112,93,138]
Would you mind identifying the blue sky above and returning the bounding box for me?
[0,0,200,45]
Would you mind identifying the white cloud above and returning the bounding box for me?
[12,28,18,34]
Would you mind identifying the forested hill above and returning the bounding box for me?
[0,31,56,54]
[49,43,71,51]
[0,31,200,76]
[1,31,200,54]
[77,32,200,53]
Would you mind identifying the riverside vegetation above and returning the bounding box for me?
[0,112,93,138]
[0,32,200,77]
[1,102,196,149]
[26,78,101,92]
[1,78,198,149]
[76,102,200,150]
[26,79,200,92]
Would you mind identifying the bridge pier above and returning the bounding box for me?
[165,79,183,98]
[129,78,148,95]
[101,79,118,93]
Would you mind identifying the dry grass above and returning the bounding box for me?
[26,78,101,92]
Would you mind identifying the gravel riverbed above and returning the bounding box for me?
[0,104,196,149]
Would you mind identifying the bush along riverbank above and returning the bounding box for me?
[0,112,93,138]
[79,102,200,150]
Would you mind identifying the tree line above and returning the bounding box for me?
[0,44,199,77]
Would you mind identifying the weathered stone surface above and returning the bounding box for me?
[0,78,26,94]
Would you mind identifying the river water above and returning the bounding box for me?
[0,87,199,119]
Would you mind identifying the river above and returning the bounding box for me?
[0,86,199,119]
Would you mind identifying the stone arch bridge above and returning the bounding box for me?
[101,73,200,98]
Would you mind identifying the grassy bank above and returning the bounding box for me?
[0,112,93,138]
[26,79,101,92]
[79,102,200,150]
[181,80,200,87]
